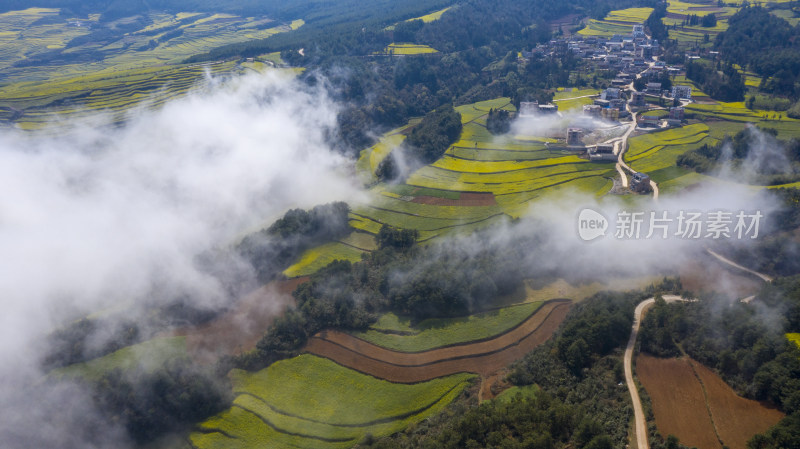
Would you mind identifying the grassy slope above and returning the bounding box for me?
[51,337,187,381]
[578,7,653,37]
[353,301,543,352]
[192,354,475,449]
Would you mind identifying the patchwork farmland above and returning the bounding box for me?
[191,300,570,449]
[0,8,302,129]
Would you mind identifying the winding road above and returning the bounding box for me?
[626,256,773,449]
[625,295,688,449]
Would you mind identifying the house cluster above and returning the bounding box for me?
[522,24,663,76]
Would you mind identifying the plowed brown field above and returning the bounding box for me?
[637,355,784,449]
[692,361,784,449]
[637,355,721,449]
[304,300,570,383]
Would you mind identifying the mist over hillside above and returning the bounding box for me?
[0,71,363,449]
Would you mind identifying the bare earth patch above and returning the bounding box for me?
[637,355,784,449]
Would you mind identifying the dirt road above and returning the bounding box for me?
[625,295,688,449]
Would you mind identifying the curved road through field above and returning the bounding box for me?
[626,295,689,449]
[627,256,772,449]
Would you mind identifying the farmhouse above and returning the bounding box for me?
[645,82,662,95]
[583,104,602,118]
[631,172,652,193]
[632,24,645,39]
[567,128,583,146]
[588,143,617,161]
[519,101,558,116]
[638,115,660,127]
[601,87,620,100]
[630,91,645,107]
[672,85,692,99]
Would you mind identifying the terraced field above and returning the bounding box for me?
[353,301,543,352]
[662,0,737,49]
[0,7,302,128]
[192,354,475,449]
[685,102,800,139]
[0,8,302,84]
[305,299,571,382]
[283,232,376,278]
[578,7,654,37]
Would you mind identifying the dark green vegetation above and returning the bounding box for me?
[404,104,462,164]
[237,202,351,282]
[639,276,800,449]
[90,358,230,444]
[357,286,683,449]
[486,108,512,135]
[377,104,462,181]
[185,0,646,153]
[677,127,800,185]
[685,59,745,102]
[234,225,536,370]
[715,6,800,99]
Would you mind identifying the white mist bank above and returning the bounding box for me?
[0,71,363,448]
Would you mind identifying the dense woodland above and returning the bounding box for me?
[715,7,800,100]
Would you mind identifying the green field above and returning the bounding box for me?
[51,337,187,381]
[282,232,375,277]
[578,7,653,37]
[191,354,476,449]
[685,101,800,139]
[353,301,543,352]
[626,123,712,182]
[495,384,539,404]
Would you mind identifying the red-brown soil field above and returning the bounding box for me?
[304,299,571,383]
[173,277,306,362]
[692,361,784,449]
[637,355,784,449]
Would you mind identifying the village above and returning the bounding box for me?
[516,22,697,194]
